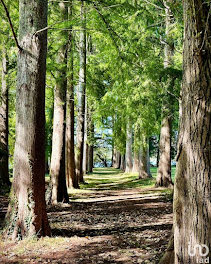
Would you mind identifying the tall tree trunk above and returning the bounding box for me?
[132,151,139,173]
[5,0,51,239]
[156,116,173,187]
[120,154,125,171]
[0,48,10,188]
[111,146,114,167]
[113,150,120,169]
[156,143,160,167]
[156,0,174,187]
[112,148,117,168]
[50,2,69,204]
[65,2,79,189]
[87,109,94,173]
[173,1,211,263]
[87,145,94,173]
[45,91,54,175]
[147,142,151,177]
[133,132,140,173]
[139,138,151,179]
[76,0,86,183]
[125,122,133,173]
[83,96,87,175]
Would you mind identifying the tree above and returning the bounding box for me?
[113,148,121,169]
[139,137,151,179]
[86,104,94,173]
[82,96,88,174]
[65,1,79,189]
[76,0,86,183]
[120,154,125,171]
[87,144,94,173]
[0,47,10,189]
[125,122,133,173]
[156,0,174,188]
[132,131,140,173]
[173,1,211,263]
[5,0,51,238]
[50,2,69,204]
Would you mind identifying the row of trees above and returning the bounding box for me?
[0,0,182,194]
[0,0,210,263]
[0,0,182,230]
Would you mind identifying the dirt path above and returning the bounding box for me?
[0,169,172,264]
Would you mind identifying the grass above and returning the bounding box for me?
[68,167,175,198]
[9,166,175,197]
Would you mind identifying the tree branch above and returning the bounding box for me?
[92,2,122,50]
[0,0,22,51]
[142,0,164,10]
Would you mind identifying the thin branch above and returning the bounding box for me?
[93,2,122,42]
[33,19,70,35]
[0,0,22,51]
[102,4,123,9]
[142,0,164,10]
[92,2,123,55]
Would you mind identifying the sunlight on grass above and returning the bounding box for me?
[68,167,176,198]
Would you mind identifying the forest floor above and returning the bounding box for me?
[0,168,173,264]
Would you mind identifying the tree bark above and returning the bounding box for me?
[139,138,152,179]
[156,116,173,187]
[76,0,86,183]
[132,150,139,173]
[120,154,125,171]
[5,0,51,239]
[125,122,133,173]
[50,2,69,204]
[87,144,94,173]
[112,148,117,168]
[113,150,120,169]
[87,109,94,173]
[156,144,160,167]
[0,48,10,188]
[173,1,211,263]
[65,1,79,189]
[111,146,114,167]
[156,0,174,188]
[82,96,87,175]
[133,130,139,173]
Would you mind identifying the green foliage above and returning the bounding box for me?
[0,0,183,170]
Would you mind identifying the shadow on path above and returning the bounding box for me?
[0,168,173,264]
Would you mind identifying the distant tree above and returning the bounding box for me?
[65,1,79,189]
[120,154,125,171]
[139,137,151,179]
[125,122,133,173]
[86,105,94,173]
[76,0,87,183]
[50,2,69,204]
[156,0,174,188]
[113,149,121,169]
[132,131,140,173]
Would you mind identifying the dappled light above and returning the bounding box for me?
[0,168,173,263]
[0,0,210,263]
